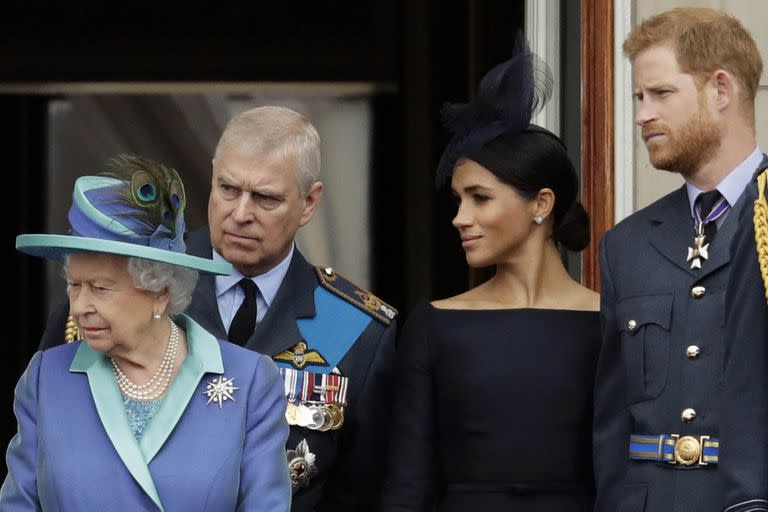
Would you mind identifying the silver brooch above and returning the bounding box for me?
[203,375,239,408]
[286,439,318,493]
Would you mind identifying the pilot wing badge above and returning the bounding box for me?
[274,341,329,370]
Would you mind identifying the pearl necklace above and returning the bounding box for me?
[111,319,180,401]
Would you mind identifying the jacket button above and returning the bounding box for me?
[681,408,697,423]
[691,285,706,298]
[627,319,637,331]
[686,345,701,359]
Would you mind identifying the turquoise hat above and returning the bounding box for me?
[16,154,231,276]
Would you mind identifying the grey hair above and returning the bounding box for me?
[213,106,321,195]
[64,255,198,316]
[126,258,198,316]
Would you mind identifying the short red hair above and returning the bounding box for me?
[624,7,763,105]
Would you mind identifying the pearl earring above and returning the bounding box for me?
[153,313,161,320]
[534,216,544,225]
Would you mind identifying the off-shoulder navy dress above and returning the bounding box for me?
[381,303,601,511]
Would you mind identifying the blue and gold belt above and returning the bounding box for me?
[629,434,718,466]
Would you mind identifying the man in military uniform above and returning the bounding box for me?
[594,8,765,511]
[40,106,397,511]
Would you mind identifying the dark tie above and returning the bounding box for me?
[696,189,724,243]
[228,279,258,346]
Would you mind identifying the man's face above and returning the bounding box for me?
[208,149,320,277]
[632,45,721,176]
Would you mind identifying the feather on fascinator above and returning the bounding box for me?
[98,153,187,248]
[435,32,554,185]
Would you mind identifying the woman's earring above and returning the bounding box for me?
[534,216,544,225]
[153,313,161,320]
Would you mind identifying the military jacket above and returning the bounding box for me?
[594,181,751,512]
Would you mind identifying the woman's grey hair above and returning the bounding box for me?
[212,106,321,195]
[64,256,198,316]
[126,258,198,316]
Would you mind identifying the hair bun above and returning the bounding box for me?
[553,201,590,252]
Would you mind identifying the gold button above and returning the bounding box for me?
[691,285,706,298]
[627,319,637,331]
[686,345,701,359]
[681,408,697,423]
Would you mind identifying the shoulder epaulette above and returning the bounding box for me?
[315,266,397,326]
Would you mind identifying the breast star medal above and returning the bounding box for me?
[286,439,318,494]
[687,233,709,269]
[203,375,239,408]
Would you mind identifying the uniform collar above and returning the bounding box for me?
[685,146,763,218]
[213,244,294,310]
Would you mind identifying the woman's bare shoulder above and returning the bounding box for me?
[431,289,486,310]
[431,285,508,310]
[431,296,470,310]
[568,285,600,312]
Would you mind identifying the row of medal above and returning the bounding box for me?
[285,401,345,431]
[280,367,349,432]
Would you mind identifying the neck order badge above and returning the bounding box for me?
[687,191,729,269]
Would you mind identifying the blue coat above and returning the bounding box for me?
[3,315,291,511]
[594,180,752,512]
[38,228,397,511]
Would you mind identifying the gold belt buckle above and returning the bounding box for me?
[671,434,709,466]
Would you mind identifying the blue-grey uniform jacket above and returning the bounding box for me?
[594,168,759,512]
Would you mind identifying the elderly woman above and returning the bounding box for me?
[1,154,291,511]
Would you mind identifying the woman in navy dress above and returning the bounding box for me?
[381,36,601,512]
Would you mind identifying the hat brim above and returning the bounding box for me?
[16,234,232,276]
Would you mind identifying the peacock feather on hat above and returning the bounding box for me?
[100,153,187,242]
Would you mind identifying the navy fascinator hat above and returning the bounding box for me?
[435,32,558,185]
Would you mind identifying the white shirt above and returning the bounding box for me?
[685,146,764,227]
[213,244,294,333]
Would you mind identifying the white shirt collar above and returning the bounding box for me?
[686,146,763,217]
[213,244,294,309]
